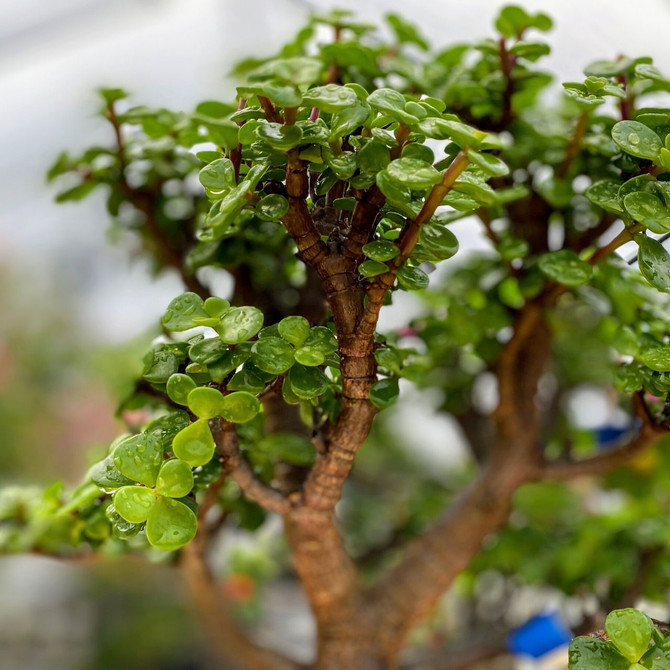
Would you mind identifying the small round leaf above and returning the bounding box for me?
[146,496,197,552]
[221,392,261,423]
[161,293,209,332]
[113,433,163,487]
[187,387,226,419]
[369,378,400,409]
[112,486,156,524]
[612,121,662,160]
[637,235,670,293]
[166,374,197,405]
[257,194,289,221]
[251,337,295,375]
[538,250,593,286]
[172,419,216,467]
[220,306,264,344]
[605,609,652,663]
[362,240,400,262]
[155,459,194,498]
[278,316,310,347]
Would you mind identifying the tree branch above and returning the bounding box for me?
[542,392,668,480]
[341,184,386,263]
[180,529,301,670]
[106,102,210,299]
[355,151,470,351]
[281,150,329,270]
[367,454,537,659]
[209,417,293,515]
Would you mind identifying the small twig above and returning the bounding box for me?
[558,112,589,179]
[106,101,210,299]
[209,417,293,515]
[542,392,667,480]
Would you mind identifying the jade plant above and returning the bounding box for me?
[5,5,670,668]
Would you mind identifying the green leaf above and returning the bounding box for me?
[113,433,163,487]
[387,158,442,189]
[146,411,191,450]
[397,265,429,290]
[204,297,230,318]
[367,88,407,115]
[585,180,625,215]
[237,81,302,108]
[419,224,459,260]
[330,102,371,139]
[189,337,227,365]
[278,316,310,347]
[287,364,329,399]
[145,496,197,552]
[612,121,662,160]
[166,374,197,405]
[228,368,266,393]
[86,456,134,492]
[568,636,630,670]
[637,235,670,293]
[172,419,215,467]
[386,14,429,50]
[369,378,400,409]
[605,609,652,662]
[198,158,237,191]
[376,170,413,209]
[325,151,358,179]
[538,250,593,286]
[187,387,226,419]
[221,392,261,423]
[112,486,156,524]
[293,347,325,367]
[219,306,264,344]
[358,140,391,173]
[375,347,402,374]
[362,240,400,262]
[303,327,338,355]
[106,505,141,539]
[495,5,552,37]
[99,87,128,105]
[466,150,509,177]
[142,346,181,384]
[639,342,670,371]
[359,260,389,277]
[161,293,209,331]
[453,174,498,206]
[249,56,323,86]
[585,58,633,78]
[208,347,251,383]
[257,433,316,466]
[509,40,550,61]
[251,337,295,374]
[416,118,485,148]
[256,194,289,221]
[302,84,358,113]
[640,642,670,669]
[333,197,356,210]
[155,459,194,499]
[623,193,670,233]
[256,123,304,151]
[401,142,435,164]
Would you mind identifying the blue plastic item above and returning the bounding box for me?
[507,611,573,659]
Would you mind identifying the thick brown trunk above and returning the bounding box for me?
[314,637,391,670]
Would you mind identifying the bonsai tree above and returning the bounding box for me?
[4,5,670,668]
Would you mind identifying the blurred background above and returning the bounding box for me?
[2,1,670,668]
